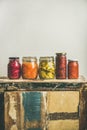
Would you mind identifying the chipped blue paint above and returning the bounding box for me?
[23,92,41,121]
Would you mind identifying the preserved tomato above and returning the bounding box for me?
[68,60,79,79]
[22,57,38,79]
[56,53,67,79]
[8,57,21,79]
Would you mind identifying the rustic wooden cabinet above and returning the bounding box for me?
[0,76,87,130]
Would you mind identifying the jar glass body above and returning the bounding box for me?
[8,57,21,79]
[22,57,38,79]
[39,57,55,79]
[68,60,79,79]
[56,53,66,79]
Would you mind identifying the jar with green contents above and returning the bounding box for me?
[39,57,55,79]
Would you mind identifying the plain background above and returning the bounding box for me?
[0,0,87,77]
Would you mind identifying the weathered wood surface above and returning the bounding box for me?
[47,91,79,113]
[49,112,79,120]
[47,91,79,130]
[4,91,82,130]
[0,92,4,130]
[79,84,87,130]
[0,76,86,130]
[5,92,21,130]
[47,120,79,130]
[5,91,47,130]
[0,75,86,83]
[0,82,83,92]
[0,75,86,92]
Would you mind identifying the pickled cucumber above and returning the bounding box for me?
[39,59,55,79]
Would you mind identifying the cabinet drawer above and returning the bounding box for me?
[4,91,46,130]
[47,91,79,130]
[4,91,79,130]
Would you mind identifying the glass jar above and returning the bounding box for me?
[56,53,67,79]
[8,57,21,79]
[68,60,79,79]
[22,57,38,79]
[39,57,55,79]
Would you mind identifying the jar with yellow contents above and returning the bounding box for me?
[39,57,55,79]
[22,57,38,79]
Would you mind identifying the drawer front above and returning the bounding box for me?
[47,91,79,130]
[47,120,79,130]
[4,91,47,130]
[4,91,79,130]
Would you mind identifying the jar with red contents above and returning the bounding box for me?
[68,60,79,79]
[56,53,67,79]
[8,57,21,79]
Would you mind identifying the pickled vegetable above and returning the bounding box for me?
[8,57,21,79]
[39,57,55,79]
[22,57,38,79]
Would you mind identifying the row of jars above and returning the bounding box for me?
[8,53,79,79]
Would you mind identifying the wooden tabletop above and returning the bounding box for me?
[0,75,86,84]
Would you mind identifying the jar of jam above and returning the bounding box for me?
[22,57,38,79]
[68,60,79,79]
[39,57,55,79]
[8,57,21,79]
[56,53,67,79]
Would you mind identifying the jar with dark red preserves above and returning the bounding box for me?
[56,53,67,79]
[68,60,79,79]
[8,57,21,79]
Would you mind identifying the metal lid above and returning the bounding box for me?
[68,59,78,62]
[56,52,66,56]
[9,57,19,59]
[39,56,54,61]
[22,57,37,62]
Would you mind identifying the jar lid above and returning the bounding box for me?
[22,57,37,62]
[68,59,78,62]
[39,56,54,61]
[56,52,66,56]
[9,57,19,59]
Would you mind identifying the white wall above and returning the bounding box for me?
[0,0,87,77]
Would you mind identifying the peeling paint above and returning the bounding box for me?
[9,94,17,120]
[5,92,21,130]
[22,92,41,121]
[3,83,87,130]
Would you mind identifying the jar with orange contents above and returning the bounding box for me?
[22,57,38,79]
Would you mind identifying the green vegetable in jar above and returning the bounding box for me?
[39,57,55,79]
